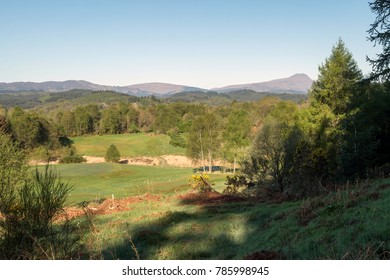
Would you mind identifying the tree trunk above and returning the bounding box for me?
[208,150,212,174]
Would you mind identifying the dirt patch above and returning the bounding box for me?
[30,154,220,168]
[124,155,196,167]
[125,157,161,166]
[244,250,286,260]
[177,191,247,206]
[83,156,105,164]
[61,193,162,220]
[160,155,194,167]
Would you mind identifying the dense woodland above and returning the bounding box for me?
[0,0,390,260]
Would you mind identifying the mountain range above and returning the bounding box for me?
[0,74,313,96]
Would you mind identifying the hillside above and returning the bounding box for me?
[65,176,390,259]
[0,89,139,109]
[166,90,307,105]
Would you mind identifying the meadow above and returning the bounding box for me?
[40,163,227,204]
[71,133,186,157]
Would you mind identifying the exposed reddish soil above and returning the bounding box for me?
[61,193,162,220]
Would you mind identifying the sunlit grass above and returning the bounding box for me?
[71,133,186,157]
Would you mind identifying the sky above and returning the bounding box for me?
[0,0,379,88]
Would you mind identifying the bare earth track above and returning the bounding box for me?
[30,155,195,167]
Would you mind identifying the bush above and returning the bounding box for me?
[189,173,212,192]
[0,165,79,259]
[59,155,86,164]
[168,130,186,148]
[223,174,252,196]
[105,144,121,163]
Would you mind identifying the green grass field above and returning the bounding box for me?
[71,133,186,157]
[40,163,226,204]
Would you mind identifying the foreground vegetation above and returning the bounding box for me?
[79,178,390,260]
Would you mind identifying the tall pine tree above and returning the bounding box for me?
[310,39,363,116]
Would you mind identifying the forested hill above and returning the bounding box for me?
[166,90,307,105]
[0,88,307,109]
[0,89,140,109]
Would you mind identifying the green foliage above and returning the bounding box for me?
[105,144,121,163]
[0,133,29,217]
[59,155,87,164]
[0,166,77,259]
[74,106,93,135]
[222,109,251,169]
[187,113,221,172]
[0,136,77,259]
[223,174,251,195]
[367,0,390,81]
[242,102,300,192]
[0,115,11,134]
[166,90,307,106]
[8,107,61,150]
[339,82,390,177]
[188,173,212,193]
[168,129,186,148]
[310,39,362,116]
[100,107,121,134]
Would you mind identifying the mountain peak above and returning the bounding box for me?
[213,73,313,94]
[0,73,313,95]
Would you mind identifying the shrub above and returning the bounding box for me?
[168,130,186,148]
[59,155,86,164]
[105,144,121,163]
[0,165,79,259]
[189,173,212,192]
[223,174,252,196]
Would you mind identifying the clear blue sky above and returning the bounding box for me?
[0,0,377,88]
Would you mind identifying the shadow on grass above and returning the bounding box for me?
[81,180,390,260]
[98,192,286,260]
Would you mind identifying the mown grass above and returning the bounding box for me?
[71,133,186,157]
[77,178,390,260]
[39,163,226,204]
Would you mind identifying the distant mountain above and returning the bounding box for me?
[0,81,205,96]
[0,80,111,92]
[119,83,205,96]
[0,73,313,96]
[213,74,313,94]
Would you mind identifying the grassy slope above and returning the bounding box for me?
[71,133,186,157]
[78,178,390,260]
